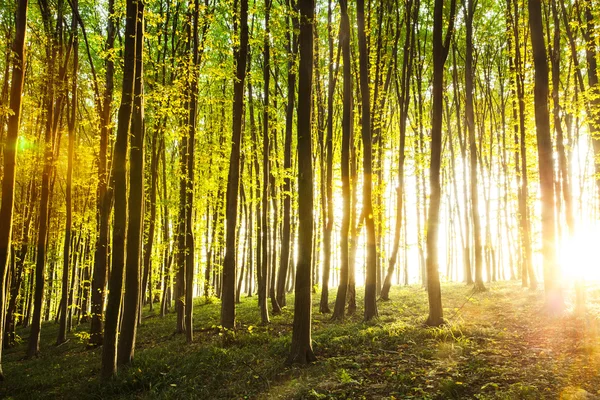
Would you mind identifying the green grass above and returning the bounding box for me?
[2,281,600,399]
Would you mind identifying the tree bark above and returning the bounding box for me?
[425,0,456,327]
[528,0,561,312]
[58,3,78,344]
[331,0,352,320]
[288,0,316,365]
[276,0,298,308]
[89,0,115,348]
[118,0,144,365]
[0,0,28,379]
[260,0,273,323]
[357,0,378,322]
[101,0,137,378]
[221,0,249,330]
[381,0,417,301]
[465,0,486,292]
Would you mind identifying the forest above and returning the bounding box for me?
[0,0,600,397]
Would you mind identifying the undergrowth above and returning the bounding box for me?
[2,281,599,399]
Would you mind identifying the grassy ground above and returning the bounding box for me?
[2,281,600,399]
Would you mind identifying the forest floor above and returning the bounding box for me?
[2,280,600,399]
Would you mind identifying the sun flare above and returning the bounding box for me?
[559,223,600,282]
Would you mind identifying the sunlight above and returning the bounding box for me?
[559,222,600,282]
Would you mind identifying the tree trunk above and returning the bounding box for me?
[118,0,144,365]
[381,0,417,300]
[89,0,115,348]
[528,0,561,312]
[288,0,316,365]
[28,0,62,357]
[276,0,298,309]
[331,0,352,320]
[465,0,485,292]
[260,0,273,324]
[142,134,159,309]
[221,0,249,330]
[425,0,456,327]
[101,0,138,378]
[0,0,28,378]
[510,0,537,289]
[57,0,78,345]
[356,0,378,322]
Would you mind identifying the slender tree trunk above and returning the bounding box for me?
[277,0,298,308]
[89,0,115,348]
[511,0,537,289]
[28,0,62,357]
[288,0,316,365]
[260,0,273,324]
[160,135,171,317]
[0,0,28,378]
[332,0,352,320]
[142,135,159,309]
[357,0,378,322]
[528,0,561,312]
[465,0,485,292]
[381,0,416,300]
[425,0,456,327]
[58,7,78,343]
[221,0,249,330]
[319,0,335,314]
[101,0,137,378]
[118,0,144,365]
[347,129,358,315]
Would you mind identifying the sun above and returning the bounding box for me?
[559,222,600,282]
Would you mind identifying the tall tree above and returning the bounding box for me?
[101,0,138,378]
[319,0,335,314]
[425,0,456,327]
[509,0,537,289]
[118,0,145,364]
[261,0,275,321]
[381,0,417,301]
[89,0,116,348]
[0,0,28,379]
[331,0,352,320]
[464,0,485,291]
[222,0,249,330]
[288,0,316,365]
[28,0,65,358]
[276,0,299,308]
[57,0,78,345]
[527,0,560,312]
[357,0,378,322]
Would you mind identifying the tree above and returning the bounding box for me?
[118,0,145,364]
[0,0,28,379]
[28,0,65,358]
[357,0,378,322]
[331,0,352,320]
[319,0,335,314]
[464,0,485,292]
[425,0,456,327]
[276,0,299,308]
[58,0,78,345]
[527,0,561,312]
[287,0,316,365]
[381,0,418,301]
[222,0,249,330]
[101,0,138,378]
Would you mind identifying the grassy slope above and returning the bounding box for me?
[2,281,600,399]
